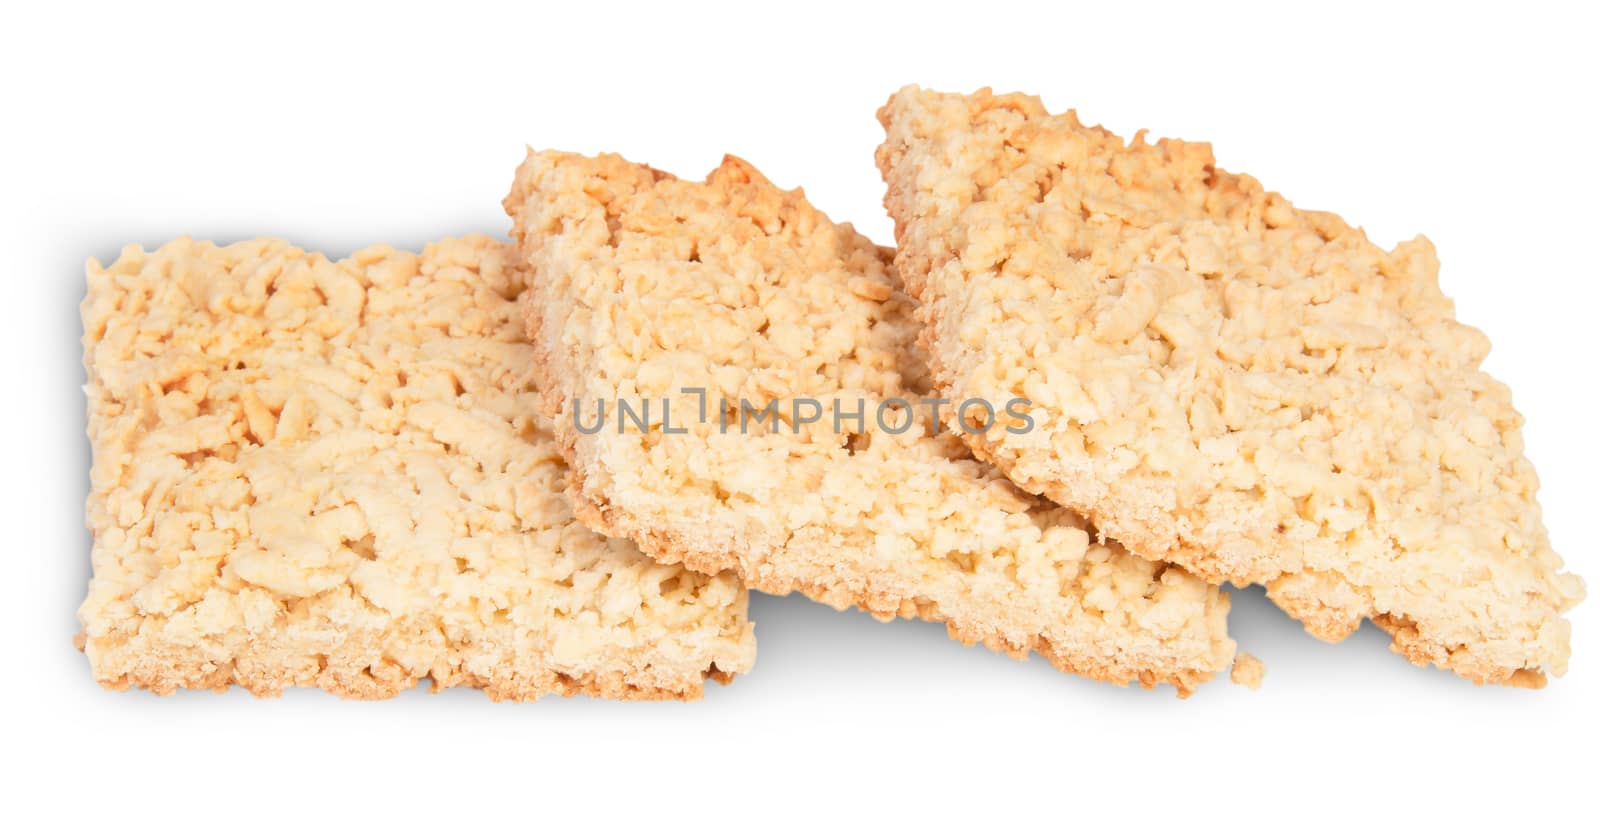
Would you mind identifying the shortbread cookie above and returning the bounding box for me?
[507,151,1236,695]
[79,235,754,700]
[877,86,1583,685]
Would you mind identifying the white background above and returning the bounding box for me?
[4,1,1594,819]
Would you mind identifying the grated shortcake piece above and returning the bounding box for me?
[79,234,754,700]
[876,86,1584,685]
[507,151,1236,695]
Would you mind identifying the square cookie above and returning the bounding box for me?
[79,234,753,700]
[508,151,1236,695]
[877,86,1582,684]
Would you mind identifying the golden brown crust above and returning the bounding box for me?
[876,86,1584,685]
[79,235,755,701]
[84,625,725,701]
[508,150,1236,696]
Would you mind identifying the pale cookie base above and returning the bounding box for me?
[79,235,754,700]
[877,86,1583,686]
[508,151,1236,696]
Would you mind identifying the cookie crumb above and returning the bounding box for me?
[1230,652,1266,690]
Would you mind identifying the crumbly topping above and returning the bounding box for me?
[877,86,1583,684]
[79,234,753,700]
[508,151,1236,695]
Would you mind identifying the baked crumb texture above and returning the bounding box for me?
[1230,652,1266,690]
[507,151,1236,696]
[877,86,1584,685]
[79,235,754,700]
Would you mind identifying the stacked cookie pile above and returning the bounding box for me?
[79,87,1583,699]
